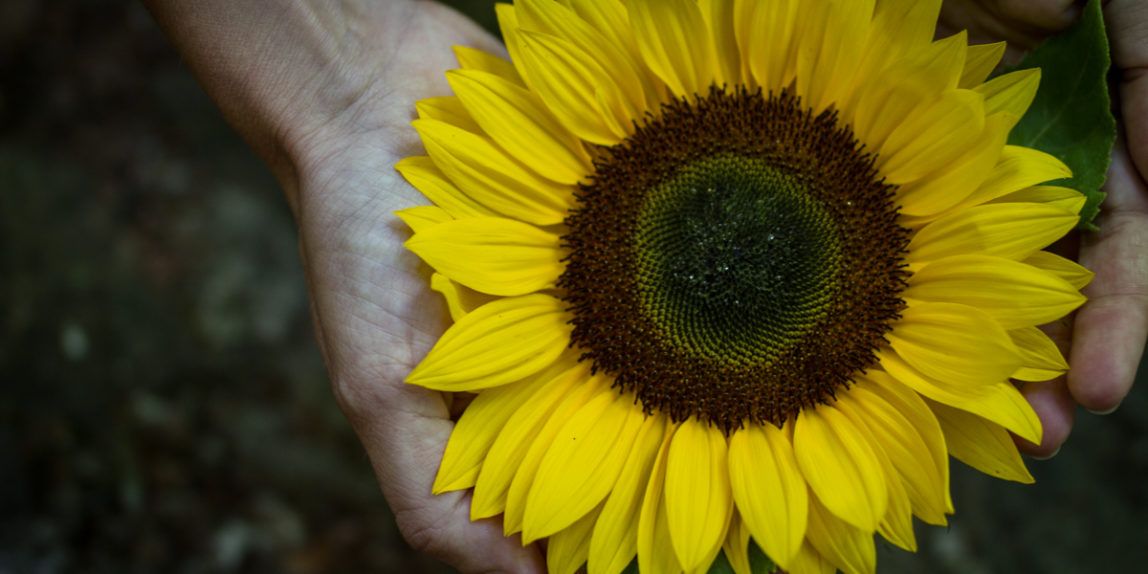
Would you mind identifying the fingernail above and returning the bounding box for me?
[1087,402,1121,416]
[1032,447,1061,461]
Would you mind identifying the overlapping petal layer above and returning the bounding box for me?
[397,1,1089,572]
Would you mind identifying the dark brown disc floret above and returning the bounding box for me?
[559,87,909,431]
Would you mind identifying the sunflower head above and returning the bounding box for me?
[396,1,1090,573]
[561,86,911,431]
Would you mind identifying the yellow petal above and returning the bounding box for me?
[880,349,1043,444]
[638,429,683,574]
[413,119,572,225]
[588,415,666,574]
[416,96,481,132]
[405,216,564,296]
[906,202,1080,263]
[1023,251,1095,291]
[515,30,629,145]
[796,0,874,113]
[429,273,496,322]
[888,302,1021,388]
[433,379,541,493]
[841,0,940,111]
[406,294,570,391]
[629,0,715,98]
[395,156,497,219]
[928,399,1035,483]
[853,372,951,523]
[916,30,970,92]
[722,512,753,574]
[961,145,1073,207]
[976,69,1041,119]
[878,470,916,552]
[906,255,1086,329]
[503,375,608,534]
[496,3,527,77]
[894,113,1009,218]
[959,41,1007,88]
[991,185,1087,214]
[548,504,602,574]
[737,0,800,91]
[836,391,917,552]
[523,390,648,542]
[448,69,591,185]
[453,45,523,84]
[1010,326,1070,382]
[788,541,836,574]
[728,423,807,569]
[805,498,877,574]
[395,205,452,234]
[517,0,647,117]
[851,32,967,147]
[879,89,986,185]
[700,0,741,86]
[878,0,941,52]
[562,0,666,109]
[794,406,887,531]
[471,359,589,519]
[664,419,733,571]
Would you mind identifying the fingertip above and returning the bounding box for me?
[1066,298,1145,412]
[1069,370,1132,414]
[1016,379,1076,459]
[1087,402,1123,416]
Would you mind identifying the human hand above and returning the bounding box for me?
[282,4,547,572]
[145,0,544,570]
[148,0,1145,568]
[940,0,1148,458]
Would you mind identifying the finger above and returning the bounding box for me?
[1106,0,1148,192]
[1016,378,1076,458]
[939,0,1078,49]
[1071,145,1148,412]
[1015,311,1076,458]
[349,384,546,573]
[984,0,1080,32]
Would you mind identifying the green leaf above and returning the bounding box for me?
[748,540,777,574]
[708,551,738,574]
[621,558,639,574]
[1006,0,1115,230]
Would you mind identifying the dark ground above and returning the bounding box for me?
[1,1,1145,573]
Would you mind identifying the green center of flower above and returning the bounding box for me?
[636,155,840,365]
[560,87,909,430]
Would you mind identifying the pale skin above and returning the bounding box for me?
[144,0,1147,571]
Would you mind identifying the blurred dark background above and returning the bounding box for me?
[0,1,1145,573]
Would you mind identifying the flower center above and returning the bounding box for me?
[560,88,909,430]
[636,154,840,366]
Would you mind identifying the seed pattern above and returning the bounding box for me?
[560,87,910,431]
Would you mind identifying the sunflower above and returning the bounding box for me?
[394,1,1091,572]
